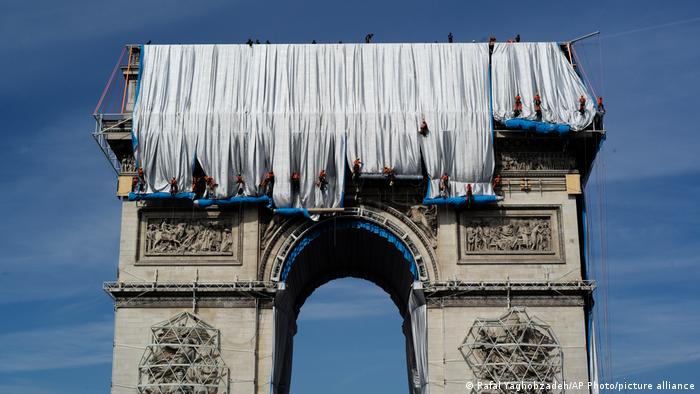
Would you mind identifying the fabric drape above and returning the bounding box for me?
[491,42,594,131]
[135,43,569,206]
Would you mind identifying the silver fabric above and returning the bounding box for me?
[133,44,498,205]
[408,285,429,394]
[414,44,494,198]
[491,42,595,131]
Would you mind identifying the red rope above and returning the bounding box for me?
[94,46,127,115]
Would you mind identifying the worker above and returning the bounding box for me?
[448,32,454,43]
[513,94,523,117]
[419,119,429,136]
[204,176,218,196]
[465,184,473,207]
[169,177,178,195]
[595,97,606,129]
[439,173,450,198]
[137,168,145,192]
[383,166,396,187]
[578,95,587,115]
[492,174,502,190]
[235,173,245,195]
[317,170,328,191]
[260,171,275,197]
[365,33,374,43]
[352,158,362,183]
[534,94,542,121]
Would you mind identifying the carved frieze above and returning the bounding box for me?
[464,217,551,253]
[145,218,234,256]
[120,156,136,173]
[497,151,576,172]
[138,211,242,264]
[458,207,563,263]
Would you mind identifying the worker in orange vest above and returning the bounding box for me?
[534,94,542,121]
[578,95,587,115]
[513,94,522,117]
[169,177,178,195]
[317,169,328,191]
[418,119,429,136]
[439,173,450,198]
[235,173,245,195]
[260,171,275,197]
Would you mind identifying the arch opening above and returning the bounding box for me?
[292,278,408,393]
[271,218,428,394]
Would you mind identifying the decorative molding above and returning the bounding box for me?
[137,210,243,265]
[259,205,438,282]
[457,207,564,264]
[497,151,576,172]
[119,155,136,174]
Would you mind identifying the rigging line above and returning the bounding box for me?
[602,16,700,39]
[94,46,127,115]
[571,45,598,100]
[600,151,612,385]
[601,147,613,382]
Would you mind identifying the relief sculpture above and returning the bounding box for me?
[499,151,575,171]
[464,217,551,253]
[144,218,234,256]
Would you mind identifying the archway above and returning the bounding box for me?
[270,218,428,394]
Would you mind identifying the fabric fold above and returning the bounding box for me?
[133,43,501,206]
[491,42,594,131]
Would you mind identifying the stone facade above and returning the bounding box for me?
[107,142,594,393]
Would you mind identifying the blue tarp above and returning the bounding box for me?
[504,118,570,135]
[423,194,501,206]
[128,192,195,201]
[280,220,418,281]
[194,195,270,207]
[422,182,501,206]
[274,208,312,218]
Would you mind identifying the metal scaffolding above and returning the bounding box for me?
[459,307,564,394]
[138,312,229,394]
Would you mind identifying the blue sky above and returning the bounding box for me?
[1,0,699,392]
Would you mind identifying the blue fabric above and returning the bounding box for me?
[422,182,499,206]
[280,220,418,281]
[423,194,500,206]
[194,195,270,207]
[275,208,312,218]
[128,192,195,201]
[504,118,570,135]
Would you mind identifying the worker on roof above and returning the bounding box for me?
[514,94,523,117]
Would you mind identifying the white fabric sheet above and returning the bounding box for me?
[413,44,494,198]
[133,44,498,206]
[491,42,595,131]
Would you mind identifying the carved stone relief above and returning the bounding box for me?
[120,156,136,173]
[406,205,438,239]
[145,218,234,256]
[498,151,576,172]
[459,308,564,393]
[464,217,551,253]
[138,211,242,264]
[458,208,562,263]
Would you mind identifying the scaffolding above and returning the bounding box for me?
[138,312,229,394]
[459,307,564,394]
